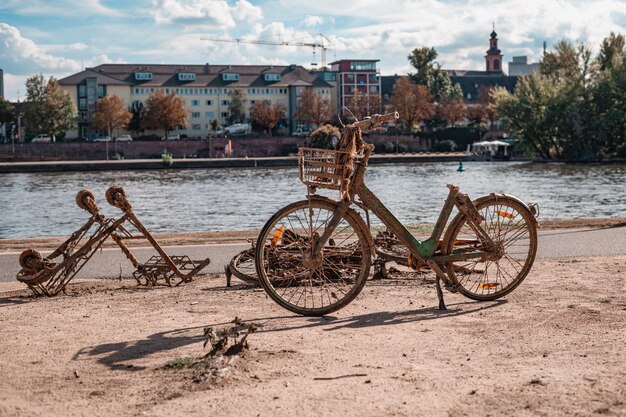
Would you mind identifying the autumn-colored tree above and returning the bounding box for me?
[309,124,341,149]
[92,95,131,138]
[250,100,286,136]
[293,89,333,127]
[142,92,188,138]
[23,74,76,140]
[438,97,466,126]
[347,90,382,120]
[389,76,435,131]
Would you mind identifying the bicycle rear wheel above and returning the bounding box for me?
[442,195,538,301]
[255,199,372,316]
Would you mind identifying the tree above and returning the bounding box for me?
[438,97,466,126]
[293,89,333,127]
[228,89,246,124]
[0,97,13,133]
[309,124,340,149]
[597,32,625,71]
[249,100,286,136]
[92,95,131,138]
[408,46,463,101]
[210,119,220,134]
[142,92,188,138]
[127,101,144,137]
[493,74,563,160]
[388,76,435,131]
[23,74,76,140]
[347,89,382,120]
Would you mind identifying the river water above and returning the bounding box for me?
[0,161,624,238]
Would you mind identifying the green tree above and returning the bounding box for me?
[142,92,188,138]
[23,74,76,140]
[408,46,462,101]
[228,89,246,124]
[127,101,144,136]
[0,97,13,134]
[592,33,626,157]
[493,74,563,160]
[92,95,131,138]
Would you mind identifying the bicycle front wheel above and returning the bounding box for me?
[255,199,372,316]
[442,195,538,301]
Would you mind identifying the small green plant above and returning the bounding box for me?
[164,357,193,369]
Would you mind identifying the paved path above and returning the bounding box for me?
[1,227,624,283]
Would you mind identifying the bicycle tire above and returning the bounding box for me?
[228,247,259,286]
[255,198,372,316]
[442,195,538,301]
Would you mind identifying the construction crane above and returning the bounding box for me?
[201,33,335,68]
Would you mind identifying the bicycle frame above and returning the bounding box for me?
[309,142,498,307]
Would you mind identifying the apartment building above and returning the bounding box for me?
[59,63,332,140]
[328,59,382,113]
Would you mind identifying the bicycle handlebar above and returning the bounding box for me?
[350,112,399,132]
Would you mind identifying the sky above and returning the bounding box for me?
[1,0,625,101]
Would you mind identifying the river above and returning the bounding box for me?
[0,161,624,238]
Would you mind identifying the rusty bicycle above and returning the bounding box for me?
[254,112,539,316]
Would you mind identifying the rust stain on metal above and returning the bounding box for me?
[16,186,211,296]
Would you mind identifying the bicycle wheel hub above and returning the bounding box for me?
[302,250,323,269]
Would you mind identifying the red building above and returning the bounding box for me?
[329,59,382,114]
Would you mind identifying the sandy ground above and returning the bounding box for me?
[1,252,625,416]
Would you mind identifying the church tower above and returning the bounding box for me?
[485,27,503,73]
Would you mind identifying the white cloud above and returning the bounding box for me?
[151,0,263,26]
[3,0,120,17]
[0,23,81,74]
[304,15,324,27]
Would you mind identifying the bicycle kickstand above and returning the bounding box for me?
[435,277,447,311]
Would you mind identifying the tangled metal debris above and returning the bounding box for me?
[16,186,211,296]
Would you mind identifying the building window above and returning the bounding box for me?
[369,74,378,82]
[78,85,86,97]
[205,100,212,105]
[79,98,87,110]
[263,73,281,82]
[191,112,200,118]
[494,59,500,71]
[205,111,215,119]
[349,61,376,71]
[221,112,229,119]
[222,73,240,81]
[192,100,199,106]
[346,74,355,82]
[178,72,196,81]
[192,124,201,131]
[369,85,378,93]
[134,72,153,81]
[222,100,229,106]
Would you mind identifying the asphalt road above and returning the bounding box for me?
[1,227,624,283]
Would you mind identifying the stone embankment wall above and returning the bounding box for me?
[0,135,432,161]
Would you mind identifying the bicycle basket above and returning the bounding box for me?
[298,147,352,190]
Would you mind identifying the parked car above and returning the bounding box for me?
[291,127,312,137]
[93,136,111,142]
[224,123,251,135]
[115,135,133,142]
[31,134,55,143]
[161,134,180,141]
